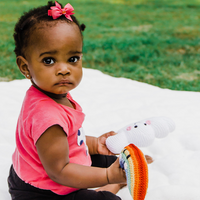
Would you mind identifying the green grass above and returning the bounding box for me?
[1,0,200,91]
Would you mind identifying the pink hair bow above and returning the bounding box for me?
[48,1,74,21]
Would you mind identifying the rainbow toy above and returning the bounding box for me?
[119,144,148,200]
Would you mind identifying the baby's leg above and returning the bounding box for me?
[8,165,61,200]
[64,189,122,200]
[91,154,117,168]
[95,183,126,194]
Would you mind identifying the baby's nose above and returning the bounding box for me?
[57,63,71,75]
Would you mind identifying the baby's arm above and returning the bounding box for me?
[86,131,117,155]
[36,125,125,188]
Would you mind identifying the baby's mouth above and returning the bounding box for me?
[56,80,73,85]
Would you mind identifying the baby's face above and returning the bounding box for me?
[25,21,83,95]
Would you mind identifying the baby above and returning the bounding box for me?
[8,1,126,200]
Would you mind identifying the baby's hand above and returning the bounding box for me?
[97,131,117,155]
[145,155,154,164]
[106,157,126,184]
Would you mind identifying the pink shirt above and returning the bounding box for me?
[12,86,91,195]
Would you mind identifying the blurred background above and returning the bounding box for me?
[0,0,200,91]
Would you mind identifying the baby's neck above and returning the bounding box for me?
[32,83,75,109]
[32,84,67,100]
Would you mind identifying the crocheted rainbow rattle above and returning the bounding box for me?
[119,144,148,200]
[106,116,175,154]
[106,116,175,199]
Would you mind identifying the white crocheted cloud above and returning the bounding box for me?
[106,116,175,154]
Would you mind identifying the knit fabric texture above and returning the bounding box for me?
[119,144,148,200]
[106,116,175,154]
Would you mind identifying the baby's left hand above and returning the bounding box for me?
[97,131,117,155]
[145,155,154,164]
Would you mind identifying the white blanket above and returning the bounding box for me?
[1,68,200,200]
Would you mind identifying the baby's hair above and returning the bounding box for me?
[13,1,86,57]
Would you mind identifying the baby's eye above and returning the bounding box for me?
[43,58,55,65]
[68,56,80,63]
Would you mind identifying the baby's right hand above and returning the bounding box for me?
[106,157,126,184]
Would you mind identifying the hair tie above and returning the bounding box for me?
[48,1,74,21]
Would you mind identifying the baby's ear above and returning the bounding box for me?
[16,56,30,79]
[149,117,176,138]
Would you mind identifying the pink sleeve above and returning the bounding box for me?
[28,100,70,144]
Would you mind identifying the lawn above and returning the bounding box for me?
[0,0,200,91]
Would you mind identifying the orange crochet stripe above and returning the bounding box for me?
[120,144,148,200]
[126,144,148,200]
